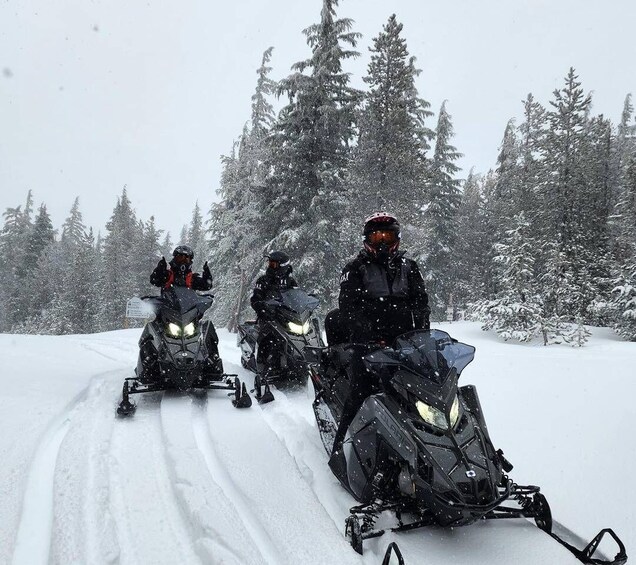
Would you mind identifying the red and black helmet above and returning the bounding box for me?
[363,212,401,257]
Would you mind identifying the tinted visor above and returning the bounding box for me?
[174,253,192,265]
[367,230,399,246]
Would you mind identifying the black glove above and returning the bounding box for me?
[156,257,168,275]
[151,257,169,286]
[202,261,212,282]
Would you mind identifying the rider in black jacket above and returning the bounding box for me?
[250,251,298,375]
[325,212,431,470]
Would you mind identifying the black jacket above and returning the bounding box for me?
[250,267,298,318]
[339,250,430,343]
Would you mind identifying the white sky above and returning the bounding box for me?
[1,0,635,239]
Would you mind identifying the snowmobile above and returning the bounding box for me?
[309,329,627,564]
[117,286,252,416]
[237,287,324,403]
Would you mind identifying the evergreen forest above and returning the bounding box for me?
[1,1,635,343]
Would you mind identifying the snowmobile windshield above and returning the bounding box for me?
[160,286,212,318]
[273,289,319,319]
[393,330,476,385]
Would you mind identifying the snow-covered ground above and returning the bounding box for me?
[1,322,633,565]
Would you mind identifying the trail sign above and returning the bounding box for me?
[126,297,153,319]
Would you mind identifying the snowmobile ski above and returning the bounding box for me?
[232,378,252,408]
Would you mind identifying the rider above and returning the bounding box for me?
[325,212,430,471]
[250,251,298,376]
[150,245,213,291]
[142,245,219,378]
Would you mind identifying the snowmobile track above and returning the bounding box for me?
[108,392,201,565]
[159,393,265,565]
[11,377,103,565]
[191,396,283,565]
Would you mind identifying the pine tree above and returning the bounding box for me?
[56,201,99,333]
[455,170,492,306]
[188,202,208,266]
[537,68,596,321]
[137,216,164,295]
[20,203,56,321]
[208,48,279,328]
[473,212,543,342]
[265,0,361,306]
[420,101,462,318]
[98,188,142,330]
[351,14,433,223]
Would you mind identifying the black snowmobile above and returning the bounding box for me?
[309,329,627,564]
[237,287,324,402]
[117,286,251,416]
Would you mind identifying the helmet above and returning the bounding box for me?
[265,250,290,270]
[363,212,401,259]
[172,245,194,267]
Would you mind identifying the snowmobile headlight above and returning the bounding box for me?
[449,395,460,428]
[416,395,461,431]
[183,322,197,337]
[287,320,310,335]
[166,322,181,338]
[416,401,448,430]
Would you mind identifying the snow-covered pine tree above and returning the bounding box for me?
[609,263,636,340]
[208,47,278,329]
[473,212,543,342]
[98,188,142,330]
[455,170,492,307]
[161,232,173,258]
[18,203,56,324]
[265,0,361,306]
[537,68,596,321]
[420,101,462,319]
[39,201,100,334]
[137,216,164,296]
[351,14,433,225]
[517,93,545,220]
[188,202,208,267]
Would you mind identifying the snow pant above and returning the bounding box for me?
[255,319,279,375]
[330,344,376,456]
[325,308,350,346]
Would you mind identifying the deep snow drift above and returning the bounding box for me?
[1,322,633,564]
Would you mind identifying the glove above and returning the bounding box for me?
[156,257,168,275]
[151,257,169,285]
[202,261,212,282]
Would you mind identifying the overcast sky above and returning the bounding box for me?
[1,0,635,240]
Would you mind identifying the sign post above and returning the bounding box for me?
[126,297,154,320]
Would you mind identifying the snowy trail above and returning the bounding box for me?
[198,362,362,565]
[2,325,632,564]
[108,392,201,565]
[159,393,266,565]
[11,391,83,565]
[191,396,283,565]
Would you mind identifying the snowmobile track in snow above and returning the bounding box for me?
[108,392,201,565]
[191,395,283,565]
[11,375,113,565]
[159,393,265,565]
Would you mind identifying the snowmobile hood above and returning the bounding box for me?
[264,288,319,323]
[158,286,213,324]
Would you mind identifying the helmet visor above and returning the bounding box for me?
[367,230,399,247]
[268,260,280,270]
[174,253,192,265]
